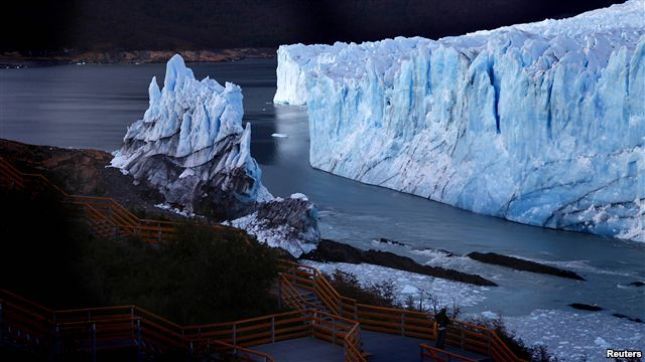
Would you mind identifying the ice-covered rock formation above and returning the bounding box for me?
[113,54,319,255]
[275,1,645,241]
[227,193,319,256]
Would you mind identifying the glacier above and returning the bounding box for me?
[112,54,319,256]
[274,0,645,242]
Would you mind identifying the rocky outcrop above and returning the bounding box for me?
[227,194,319,257]
[303,239,497,287]
[0,139,167,217]
[468,252,585,281]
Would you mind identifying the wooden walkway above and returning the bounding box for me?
[362,331,490,362]
[249,331,492,362]
[0,157,524,362]
[253,337,345,362]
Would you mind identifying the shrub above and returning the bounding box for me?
[325,269,397,307]
[1,188,280,324]
[80,221,280,324]
[0,187,95,307]
[472,315,558,362]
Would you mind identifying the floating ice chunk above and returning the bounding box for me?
[401,285,419,294]
[594,337,610,348]
[481,311,499,320]
[290,193,309,201]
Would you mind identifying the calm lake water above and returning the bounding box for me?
[1,60,643,320]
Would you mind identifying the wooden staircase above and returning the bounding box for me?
[278,261,525,362]
[0,156,238,243]
[0,156,526,362]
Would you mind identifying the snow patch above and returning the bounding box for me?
[303,260,489,308]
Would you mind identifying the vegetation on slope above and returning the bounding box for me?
[0,187,280,324]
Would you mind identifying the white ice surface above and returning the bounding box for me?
[302,260,489,308]
[503,309,645,362]
[275,0,645,241]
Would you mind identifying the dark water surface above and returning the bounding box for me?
[1,60,643,320]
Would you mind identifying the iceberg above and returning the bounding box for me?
[275,0,645,242]
[113,54,319,256]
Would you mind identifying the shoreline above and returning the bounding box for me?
[3,137,643,361]
[0,48,276,67]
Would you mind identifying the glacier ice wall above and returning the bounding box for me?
[275,1,645,241]
[113,55,319,256]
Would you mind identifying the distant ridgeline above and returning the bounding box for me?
[274,1,645,242]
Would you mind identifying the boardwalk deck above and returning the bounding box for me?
[362,331,491,362]
[253,337,344,362]
[251,331,492,362]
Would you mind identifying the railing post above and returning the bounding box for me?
[400,312,405,336]
[344,345,348,362]
[110,207,117,239]
[433,322,437,340]
[54,322,62,358]
[277,279,282,309]
[90,323,96,362]
[0,301,4,344]
[232,323,237,346]
[135,319,143,362]
[332,320,336,345]
[271,316,275,344]
[460,327,465,349]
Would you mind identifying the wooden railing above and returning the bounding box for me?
[0,155,25,189]
[184,309,311,348]
[207,339,275,362]
[354,303,436,340]
[278,260,435,338]
[343,322,364,362]
[0,156,526,362]
[0,289,52,352]
[0,156,240,243]
[278,260,526,362]
[490,330,522,362]
[279,274,310,311]
[278,260,342,315]
[420,343,479,362]
[277,262,366,362]
[0,289,368,361]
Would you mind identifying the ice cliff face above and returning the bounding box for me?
[113,55,319,256]
[275,1,645,242]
